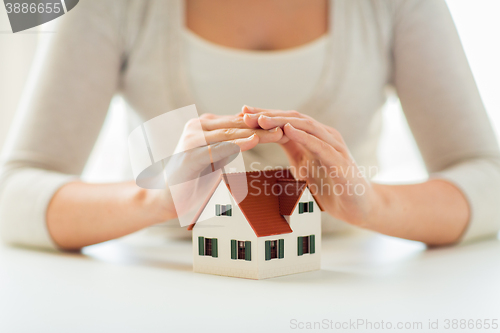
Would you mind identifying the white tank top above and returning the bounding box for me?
[182,27,329,114]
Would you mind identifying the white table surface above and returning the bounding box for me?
[1,228,499,333]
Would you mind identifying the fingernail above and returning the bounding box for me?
[246,113,259,119]
[268,127,278,132]
[244,105,255,112]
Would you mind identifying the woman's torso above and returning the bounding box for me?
[120,0,394,233]
[122,0,392,170]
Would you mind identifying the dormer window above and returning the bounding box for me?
[215,204,232,216]
[298,201,314,214]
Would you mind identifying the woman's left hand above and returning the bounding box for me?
[241,106,381,226]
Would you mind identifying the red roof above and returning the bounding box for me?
[277,179,307,216]
[188,169,319,237]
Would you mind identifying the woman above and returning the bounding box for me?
[1,0,499,250]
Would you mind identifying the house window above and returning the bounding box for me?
[205,238,212,256]
[231,240,251,261]
[216,204,232,216]
[198,237,218,258]
[238,241,245,259]
[265,239,284,260]
[298,201,314,214]
[302,236,309,255]
[270,240,278,259]
[299,201,314,214]
[297,235,315,256]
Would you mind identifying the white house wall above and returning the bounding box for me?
[257,188,321,279]
[192,180,259,279]
[288,188,322,241]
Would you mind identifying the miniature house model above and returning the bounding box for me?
[188,169,322,279]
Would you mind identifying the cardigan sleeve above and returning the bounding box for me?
[391,0,500,242]
[0,0,123,249]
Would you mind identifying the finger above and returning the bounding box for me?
[243,105,286,114]
[283,123,341,167]
[231,133,260,152]
[276,134,290,144]
[257,115,343,151]
[204,127,283,145]
[242,106,309,119]
[242,113,289,143]
[200,114,249,131]
[243,114,290,144]
[242,113,261,129]
[209,134,259,158]
[170,137,254,184]
[243,109,311,136]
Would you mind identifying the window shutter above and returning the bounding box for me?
[215,204,220,216]
[226,204,232,216]
[309,201,314,213]
[231,239,237,259]
[212,238,218,258]
[299,203,304,214]
[265,241,271,260]
[278,239,284,259]
[245,241,251,261]
[198,237,205,256]
[310,235,315,254]
[297,236,303,256]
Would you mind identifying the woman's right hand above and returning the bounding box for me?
[179,113,284,151]
[156,113,284,223]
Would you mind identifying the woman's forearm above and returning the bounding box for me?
[368,179,470,246]
[46,181,174,250]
